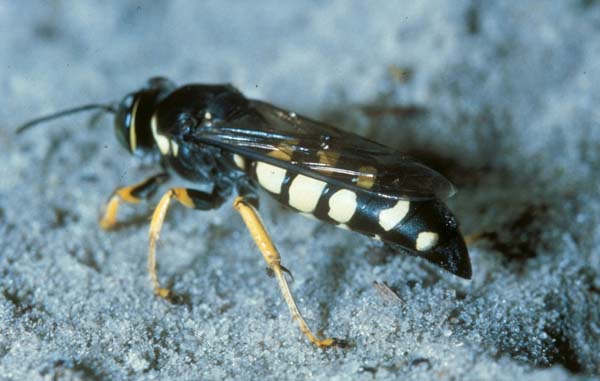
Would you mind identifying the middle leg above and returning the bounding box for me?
[148,186,228,298]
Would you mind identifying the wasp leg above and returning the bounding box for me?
[148,187,227,299]
[464,231,495,245]
[235,176,259,208]
[100,173,169,230]
[233,196,338,348]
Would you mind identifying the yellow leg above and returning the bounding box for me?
[148,188,196,299]
[233,196,338,348]
[100,187,141,230]
[100,173,168,230]
[464,231,494,245]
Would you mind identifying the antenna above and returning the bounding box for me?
[16,103,116,134]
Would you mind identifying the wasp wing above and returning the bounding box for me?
[190,100,455,200]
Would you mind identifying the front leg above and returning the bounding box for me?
[148,185,228,298]
[100,172,169,229]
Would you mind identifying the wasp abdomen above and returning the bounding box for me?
[236,156,471,279]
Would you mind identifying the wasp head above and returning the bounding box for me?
[16,76,176,158]
[115,77,176,155]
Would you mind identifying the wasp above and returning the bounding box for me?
[17,77,471,348]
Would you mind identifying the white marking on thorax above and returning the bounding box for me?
[256,161,287,194]
[328,189,357,223]
[151,115,171,155]
[378,200,410,231]
[288,174,327,213]
[170,140,179,156]
[416,231,439,251]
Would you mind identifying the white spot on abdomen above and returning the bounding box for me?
[288,174,327,213]
[256,161,287,194]
[378,200,410,231]
[233,154,246,170]
[416,231,439,251]
[328,189,357,223]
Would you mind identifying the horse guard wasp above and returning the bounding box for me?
[18,77,471,348]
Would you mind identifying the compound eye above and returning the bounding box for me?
[114,94,136,151]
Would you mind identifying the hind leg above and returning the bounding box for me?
[233,196,341,348]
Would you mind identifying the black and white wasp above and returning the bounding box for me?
[18,77,471,348]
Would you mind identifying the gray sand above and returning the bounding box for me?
[1,2,599,380]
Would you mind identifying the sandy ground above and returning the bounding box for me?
[1,2,599,380]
